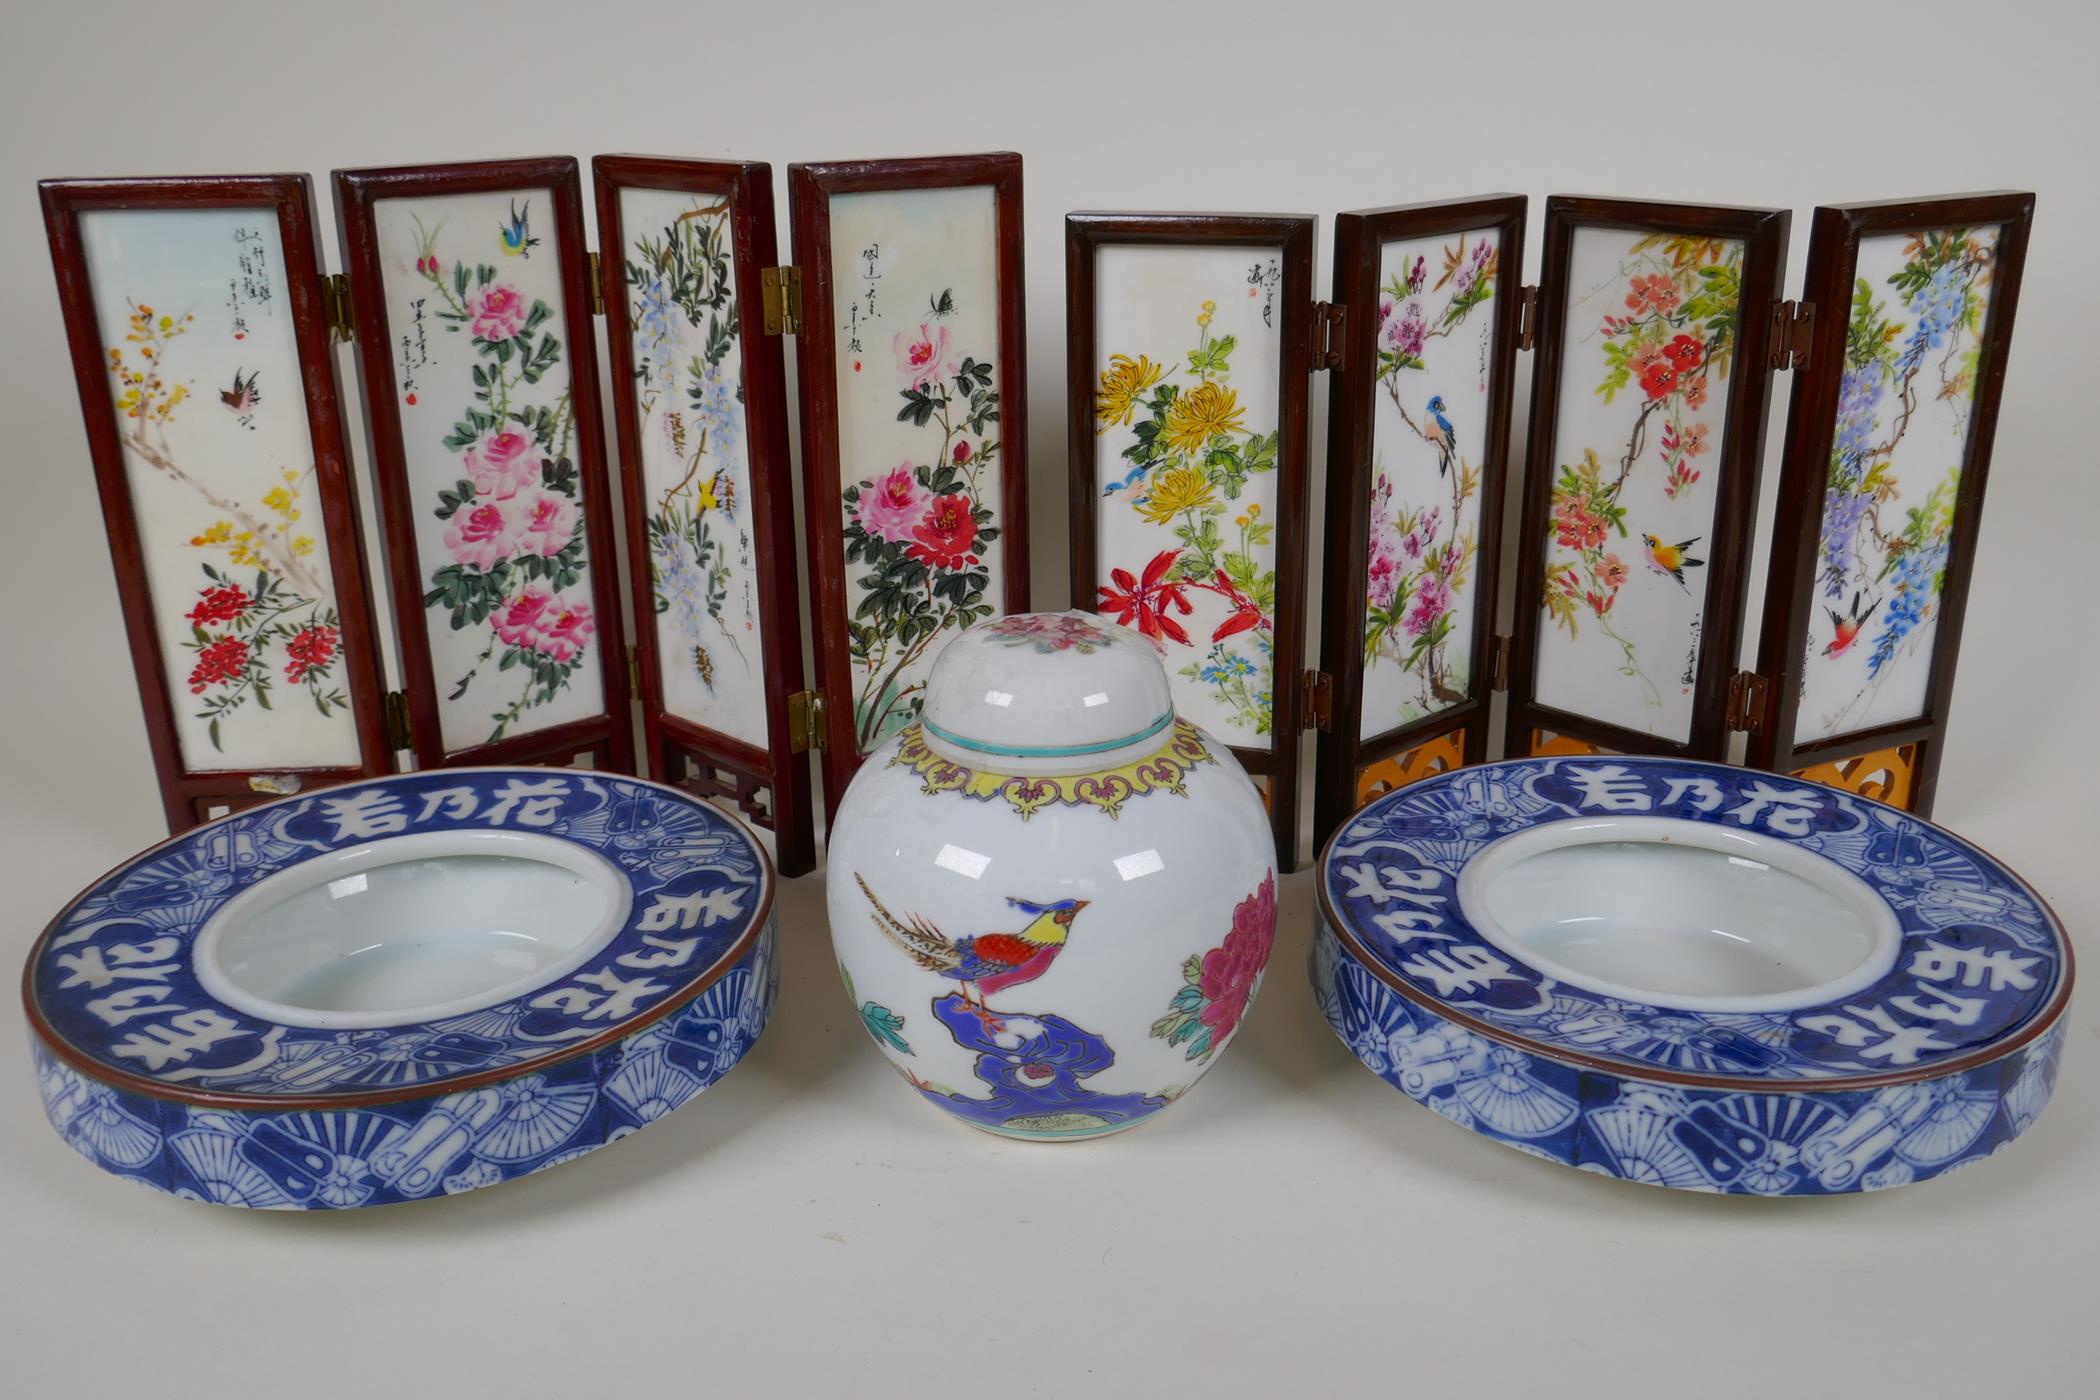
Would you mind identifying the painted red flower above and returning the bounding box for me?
[1553,497,1608,552]
[1664,334,1704,372]
[1625,273,1679,317]
[188,636,249,693]
[284,625,340,684]
[1197,872,1278,1043]
[952,439,973,464]
[1208,568,1265,642]
[1099,548,1192,646]
[1683,375,1709,409]
[1639,360,1680,400]
[906,493,980,570]
[187,584,253,628]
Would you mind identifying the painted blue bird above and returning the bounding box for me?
[1424,395,1457,477]
[1102,462,1150,495]
[499,199,540,258]
[858,874,1091,1022]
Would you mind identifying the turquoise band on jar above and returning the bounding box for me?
[920,708,1176,759]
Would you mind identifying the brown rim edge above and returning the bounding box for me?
[22,767,777,1113]
[1313,757,2076,1094]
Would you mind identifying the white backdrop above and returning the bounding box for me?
[2,2,2095,1395]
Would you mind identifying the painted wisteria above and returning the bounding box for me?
[1095,300,1280,736]
[1535,230,1741,738]
[621,190,763,744]
[1361,233,1496,733]
[1796,226,1999,741]
[840,298,1002,749]
[413,211,598,744]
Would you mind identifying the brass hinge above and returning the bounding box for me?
[1310,301,1346,371]
[627,651,641,695]
[1726,670,1770,734]
[1490,633,1512,692]
[382,689,413,751]
[1515,284,1539,352]
[1769,299,1815,370]
[587,251,605,316]
[1302,669,1333,732]
[324,273,355,343]
[787,689,827,753]
[761,265,804,336]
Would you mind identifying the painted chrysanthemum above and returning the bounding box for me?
[1162,381,1245,454]
[1096,353,1165,428]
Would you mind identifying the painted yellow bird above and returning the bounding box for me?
[857,873,1089,1018]
[1642,533,1705,592]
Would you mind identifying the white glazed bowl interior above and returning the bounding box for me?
[1455,816,1901,1012]
[194,830,631,1029]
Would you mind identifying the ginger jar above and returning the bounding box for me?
[826,611,1277,1140]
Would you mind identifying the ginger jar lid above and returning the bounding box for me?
[918,612,1175,775]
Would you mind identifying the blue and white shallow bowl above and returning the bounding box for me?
[24,768,777,1209]
[1312,757,2072,1195]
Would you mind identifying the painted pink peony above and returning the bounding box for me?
[445,499,521,571]
[492,587,557,651]
[1197,873,1277,1044]
[469,283,529,341]
[533,594,596,663]
[492,586,595,662]
[512,490,578,558]
[464,429,540,502]
[856,463,931,543]
[894,323,950,390]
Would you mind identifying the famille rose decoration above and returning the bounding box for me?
[41,175,394,830]
[1499,197,1792,766]
[1313,757,2070,1194]
[790,154,1030,815]
[1067,212,1317,872]
[826,612,1275,1140]
[1749,193,2034,814]
[24,768,775,1208]
[595,155,816,875]
[334,158,633,774]
[1313,195,1528,841]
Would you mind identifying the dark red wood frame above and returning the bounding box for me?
[41,174,395,832]
[333,156,633,774]
[1502,195,1790,761]
[593,154,816,876]
[1749,191,2034,817]
[788,152,1030,815]
[1312,195,1528,852]
[1065,211,1316,873]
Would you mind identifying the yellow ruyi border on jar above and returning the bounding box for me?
[887,718,1216,819]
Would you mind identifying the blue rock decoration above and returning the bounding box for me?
[1312,757,2071,1195]
[24,770,776,1208]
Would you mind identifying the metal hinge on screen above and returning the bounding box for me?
[1309,301,1347,371]
[587,251,605,317]
[383,690,413,751]
[1490,633,1512,692]
[1726,671,1770,734]
[1769,300,1816,370]
[1301,669,1333,732]
[762,265,804,336]
[323,273,355,343]
[788,689,828,753]
[1514,285,1540,352]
